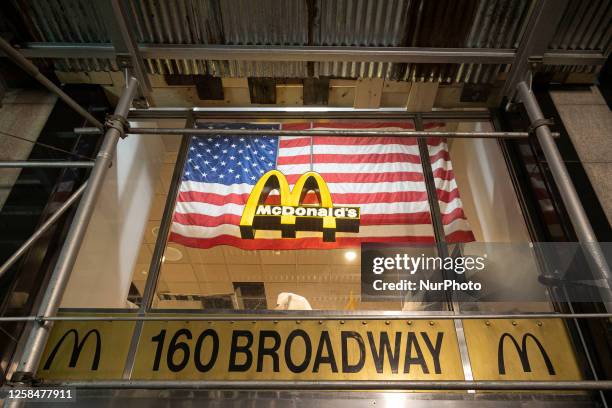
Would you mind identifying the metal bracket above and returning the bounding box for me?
[104,114,130,139]
[10,371,37,385]
[527,117,554,135]
[115,54,132,71]
[528,56,545,73]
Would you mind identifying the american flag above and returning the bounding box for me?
[169,122,474,250]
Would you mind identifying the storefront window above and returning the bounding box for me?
[147,119,487,311]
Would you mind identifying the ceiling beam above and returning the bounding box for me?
[15,43,606,67]
[96,0,151,100]
[501,0,570,99]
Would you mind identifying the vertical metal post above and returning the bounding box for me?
[501,0,568,100]
[10,77,139,382]
[97,0,152,101]
[415,115,475,388]
[121,112,195,378]
[415,115,452,305]
[516,81,612,296]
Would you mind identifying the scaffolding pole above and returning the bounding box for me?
[9,77,138,385]
[40,379,612,391]
[0,161,94,168]
[1,312,612,323]
[516,81,612,301]
[0,182,87,279]
[74,126,559,139]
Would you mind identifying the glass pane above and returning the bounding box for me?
[60,121,184,309]
[150,119,456,311]
[424,120,553,312]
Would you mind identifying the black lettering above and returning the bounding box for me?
[43,329,101,371]
[151,329,166,371]
[313,331,338,373]
[285,329,312,373]
[229,330,253,372]
[404,332,428,374]
[341,331,366,373]
[367,331,401,374]
[167,329,192,372]
[498,333,555,375]
[257,330,281,372]
[421,332,443,374]
[194,329,219,373]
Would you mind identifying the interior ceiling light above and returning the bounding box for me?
[164,246,183,262]
[344,250,357,262]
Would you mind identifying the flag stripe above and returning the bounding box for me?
[178,188,461,207]
[171,123,474,249]
[174,198,466,218]
[179,179,458,195]
[277,151,450,165]
[173,207,467,229]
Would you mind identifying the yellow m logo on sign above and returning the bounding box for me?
[240,170,359,242]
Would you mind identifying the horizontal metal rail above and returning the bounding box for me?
[1,313,611,322]
[29,380,612,391]
[0,161,94,168]
[75,127,558,139]
[128,107,494,120]
[0,182,87,279]
[16,43,608,66]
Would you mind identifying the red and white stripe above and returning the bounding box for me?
[170,122,474,249]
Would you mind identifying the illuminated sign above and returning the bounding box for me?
[240,170,359,242]
[39,320,135,380]
[43,329,101,371]
[38,317,581,383]
[462,319,581,380]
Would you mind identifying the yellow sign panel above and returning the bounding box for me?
[131,320,463,380]
[37,320,135,380]
[240,170,360,242]
[36,318,582,383]
[462,319,582,380]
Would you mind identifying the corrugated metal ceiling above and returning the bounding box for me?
[4,0,611,83]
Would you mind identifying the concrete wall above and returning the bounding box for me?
[0,90,57,210]
[61,124,165,308]
[550,86,612,225]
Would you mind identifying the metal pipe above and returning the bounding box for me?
[17,42,608,66]
[11,77,138,382]
[0,183,87,279]
[75,127,559,139]
[0,38,104,130]
[516,82,612,292]
[127,106,494,120]
[0,161,94,168]
[129,129,536,138]
[121,115,194,379]
[1,312,612,322]
[38,379,612,391]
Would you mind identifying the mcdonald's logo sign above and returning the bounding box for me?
[42,329,101,371]
[240,170,359,242]
[498,332,555,375]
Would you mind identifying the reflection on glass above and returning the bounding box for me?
[425,121,553,313]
